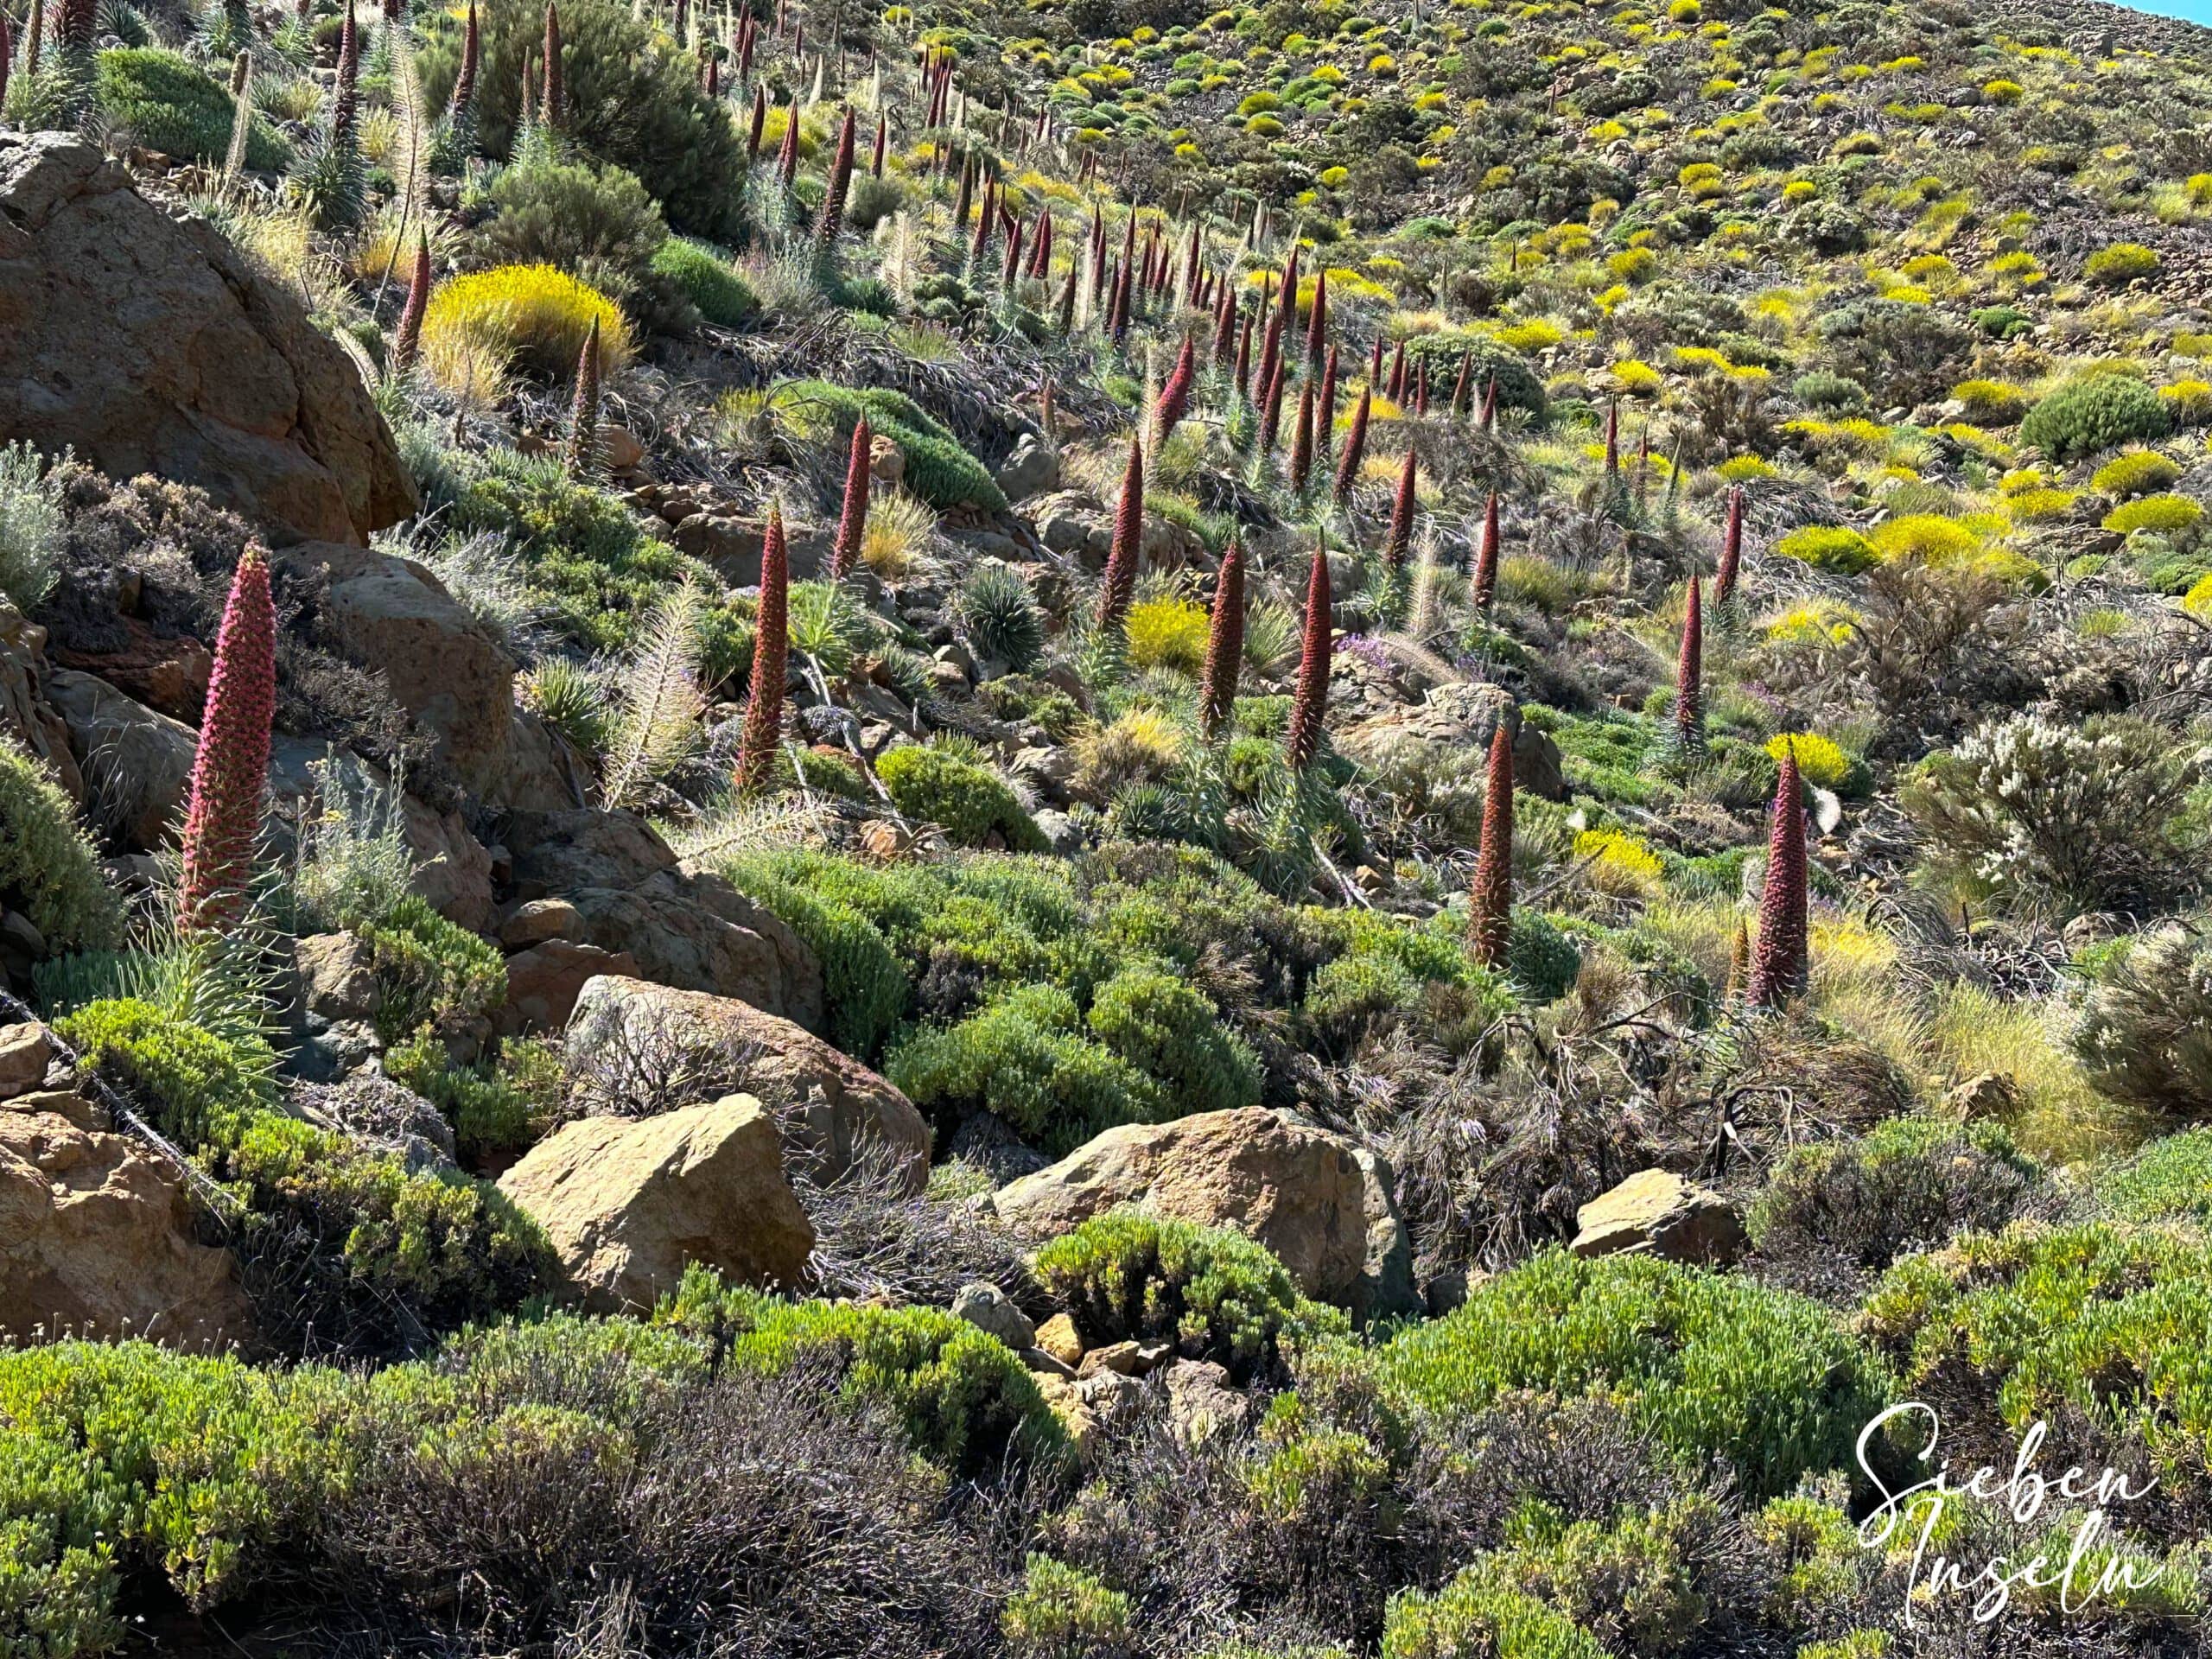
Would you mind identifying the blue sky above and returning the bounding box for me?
[2126,0,2212,20]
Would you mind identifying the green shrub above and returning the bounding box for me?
[1032,1212,1344,1380]
[1400,331,1548,418]
[2089,449,2182,498]
[414,0,747,240]
[2019,374,2173,461]
[385,1031,565,1163]
[2084,242,2160,286]
[1790,370,1868,411]
[0,739,124,953]
[1949,378,2027,424]
[1774,524,1878,574]
[1972,304,2032,338]
[1383,1566,1605,1659]
[2069,919,2212,1118]
[1301,908,1512,1050]
[1003,1556,1135,1657]
[1751,1116,2048,1295]
[649,235,759,327]
[353,893,507,1038]
[887,982,1167,1152]
[1378,1250,1892,1499]
[772,380,1007,512]
[59,998,553,1350]
[2099,1127,2212,1224]
[1860,1222,2212,1508]
[477,155,668,297]
[715,860,911,1058]
[96,48,290,171]
[0,441,65,612]
[655,1269,1067,1474]
[1085,964,1261,1116]
[877,744,1046,851]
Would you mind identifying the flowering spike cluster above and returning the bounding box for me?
[1478,375,1497,429]
[1154,334,1195,449]
[830,416,872,581]
[1673,576,1704,753]
[735,507,791,793]
[776,92,802,188]
[747,83,766,160]
[1715,484,1745,606]
[1604,398,1620,476]
[449,0,480,127]
[1199,539,1245,736]
[1332,387,1370,506]
[1469,721,1515,968]
[177,548,276,935]
[817,107,856,247]
[394,231,431,371]
[1472,491,1500,612]
[1096,436,1144,630]
[1450,350,1473,418]
[333,0,359,142]
[1257,357,1287,456]
[1385,340,1407,402]
[1285,541,1332,770]
[1317,345,1338,465]
[541,3,564,129]
[1382,445,1417,568]
[1748,743,1809,1008]
[1289,377,1314,494]
[564,315,601,480]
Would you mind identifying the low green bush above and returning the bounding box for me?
[2069,918,2212,1118]
[1085,964,1261,1116]
[2019,374,2173,462]
[650,236,759,327]
[1378,1250,1892,1499]
[353,894,507,1039]
[385,1032,566,1163]
[1775,524,1878,574]
[96,48,290,171]
[876,744,1046,850]
[771,380,1007,512]
[2089,449,2182,498]
[1032,1212,1344,1381]
[2085,241,2160,286]
[1003,1556,1135,1657]
[1383,1565,1605,1658]
[0,739,124,955]
[2098,1127,2212,1224]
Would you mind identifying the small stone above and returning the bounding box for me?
[1033,1312,1084,1369]
[1019,1346,1077,1380]
[1946,1072,2017,1120]
[0,1024,53,1099]
[602,425,647,472]
[950,1281,1036,1351]
[1034,1372,1099,1458]
[1572,1169,1747,1266]
[1162,1360,1247,1442]
[1077,1340,1145,1379]
[499,898,584,950]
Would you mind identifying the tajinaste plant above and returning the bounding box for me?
[178,548,276,933]
[735,503,790,793]
[1285,541,1332,770]
[1469,720,1514,967]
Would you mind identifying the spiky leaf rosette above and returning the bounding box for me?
[830,415,871,580]
[1199,538,1245,737]
[1333,387,1370,507]
[736,503,790,793]
[394,231,432,370]
[1285,541,1332,770]
[563,314,601,479]
[1749,743,1809,1008]
[178,548,276,934]
[1472,491,1500,612]
[816,106,856,248]
[1673,576,1705,754]
[1715,484,1745,606]
[1382,445,1417,568]
[1096,436,1143,630]
[540,2,564,128]
[1469,719,1514,967]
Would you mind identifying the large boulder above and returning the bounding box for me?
[0,1101,254,1346]
[45,668,196,849]
[1338,682,1567,802]
[990,1107,1414,1316]
[1572,1168,1748,1266]
[566,976,929,1190]
[274,543,577,810]
[0,602,83,799]
[496,1094,814,1313]
[0,134,413,545]
[504,811,823,1027]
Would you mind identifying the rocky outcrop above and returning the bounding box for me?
[990,1107,1414,1316]
[0,1084,253,1347]
[0,602,84,799]
[45,668,197,849]
[1338,682,1568,802]
[565,975,928,1189]
[496,1094,815,1313]
[274,543,576,810]
[505,812,824,1027]
[0,134,414,545]
[1571,1169,1748,1266]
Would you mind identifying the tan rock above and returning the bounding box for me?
[1163,1359,1248,1443]
[4,1090,105,1132]
[0,134,413,544]
[499,940,640,1034]
[1571,1168,1748,1266]
[1033,1372,1099,1459]
[294,933,379,1026]
[499,899,584,950]
[1033,1311,1084,1369]
[497,1094,814,1314]
[0,1023,52,1098]
[992,1107,1408,1312]
[0,601,83,799]
[567,976,928,1189]
[1338,682,1568,802]
[0,1108,253,1346]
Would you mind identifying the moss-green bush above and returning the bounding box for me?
[1085,963,1262,1116]
[2084,242,2160,286]
[1378,1250,1892,1499]
[96,48,290,171]
[2103,492,2202,537]
[0,740,124,954]
[1032,1212,1344,1380]
[1774,524,1878,574]
[771,380,1008,512]
[2089,449,2182,498]
[876,744,1046,850]
[2069,918,2212,1118]
[353,894,507,1039]
[2019,374,2173,461]
[476,155,669,296]
[2098,1127,2212,1225]
[649,235,760,327]
[1383,1565,1605,1658]
[1003,1555,1135,1657]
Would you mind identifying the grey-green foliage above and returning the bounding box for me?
[0,442,66,612]
[957,563,1046,674]
[0,738,124,953]
[2070,919,2212,1120]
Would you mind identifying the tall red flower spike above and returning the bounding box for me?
[1285,541,1332,770]
[1305,267,1328,375]
[177,548,276,934]
[1603,398,1620,476]
[1715,484,1745,606]
[1198,538,1245,736]
[817,107,856,245]
[736,503,790,793]
[448,0,480,124]
[1096,436,1144,629]
[1469,720,1515,968]
[1673,576,1704,753]
[1748,742,1809,1008]
[541,3,564,128]
[1333,387,1370,507]
[1472,491,1500,613]
[1289,376,1315,493]
[1154,334,1196,446]
[1383,445,1417,568]
[394,231,432,370]
[830,415,871,580]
